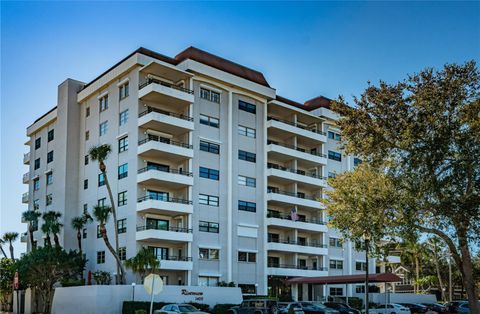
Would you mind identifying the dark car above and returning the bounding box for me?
[445,301,468,314]
[288,302,339,314]
[420,303,447,314]
[228,299,279,314]
[323,302,360,314]
[398,303,428,314]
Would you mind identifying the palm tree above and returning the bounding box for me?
[71,212,93,252]
[92,205,126,282]
[399,239,427,293]
[2,232,19,259]
[125,247,160,283]
[89,144,123,284]
[42,211,63,247]
[22,210,41,250]
[0,238,8,258]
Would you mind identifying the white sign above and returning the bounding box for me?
[144,274,163,295]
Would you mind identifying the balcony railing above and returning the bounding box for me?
[268,238,327,248]
[267,116,326,136]
[139,78,194,94]
[268,263,328,271]
[22,192,29,203]
[267,212,325,225]
[138,165,193,177]
[138,195,192,205]
[138,135,192,149]
[267,163,327,180]
[267,140,327,158]
[23,152,30,163]
[154,256,193,262]
[136,225,192,233]
[267,188,320,201]
[138,106,194,121]
[22,173,29,182]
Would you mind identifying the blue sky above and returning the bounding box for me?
[1,1,479,255]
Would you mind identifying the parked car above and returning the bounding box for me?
[279,302,339,314]
[444,301,468,314]
[397,303,429,314]
[366,303,411,314]
[420,303,447,314]
[323,302,361,314]
[278,303,305,314]
[156,303,209,313]
[227,299,279,314]
[454,301,480,314]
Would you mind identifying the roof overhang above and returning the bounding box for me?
[285,273,402,285]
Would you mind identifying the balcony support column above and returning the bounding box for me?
[226,90,233,283]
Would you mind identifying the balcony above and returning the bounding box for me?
[266,213,327,233]
[20,232,28,243]
[138,78,194,106]
[138,106,194,135]
[267,117,327,143]
[136,225,193,243]
[138,135,193,160]
[137,195,193,215]
[267,189,323,209]
[22,192,29,204]
[157,256,193,271]
[267,163,327,188]
[137,166,193,188]
[267,238,328,255]
[267,140,327,166]
[22,173,30,184]
[23,152,30,165]
[267,263,328,277]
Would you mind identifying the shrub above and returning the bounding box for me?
[134,310,147,314]
[92,270,111,285]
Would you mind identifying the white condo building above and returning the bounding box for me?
[21,47,377,301]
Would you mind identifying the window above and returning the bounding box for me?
[199,167,219,180]
[239,100,256,114]
[83,179,88,190]
[118,191,127,206]
[238,175,256,187]
[33,178,40,191]
[117,219,127,234]
[354,158,362,167]
[199,221,219,233]
[85,130,90,141]
[200,87,220,103]
[84,155,89,165]
[118,137,128,153]
[99,95,108,112]
[119,109,128,126]
[330,287,343,296]
[329,237,343,248]
[86,106,90,117]
[238,200,256,212]
[356,261,367,271]
[199,114,219,128]
[97,251,105,264]
[199,248,219,260]
[34,158,40,170]
[238,125,256,138]
[238,150,256,163]
[328,131,341,141]
[83,203,88,213]
[238,251,256,262]
[119,82,129,99]
[118,247,126,261]
[46,194,52,206]
[118,163,128,179]
[329,259,344,270]
[98,173,105,187]
[199,140,219,154]
[99,121,108,136]
[35,138,41,149]
[356,285,366,293]
[47,130,54,142]
[198,276,218,287]
[33,199,40,210]
[47,151,54,163]
[46,172,53,185]
[82,228,87,239]
[328,150,342,162]
[328,172,337,179]
[97,225,102,238]
[199,194,219,207]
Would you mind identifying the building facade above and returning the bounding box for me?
[21,47,377,300]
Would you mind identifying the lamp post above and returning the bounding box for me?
[132,282,136,301]
[364,235,371,314]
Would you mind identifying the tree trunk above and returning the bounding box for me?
[8,241,14,260]
[431,241,447,302]
[458,232,480,314]
[53,233,60,248]
[101,226,126,283]
[45,233,51,247]
[0,245,7,258]
[103,172,123,284]
[77,230,82,252]
[414,255,420,294]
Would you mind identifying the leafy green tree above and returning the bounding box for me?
[331,61,480,311]
[0,239,8,259]
[2,232,19,260]
[92,270,112,285]
[125,247,159,283]
[89,144,124,284]
[42,211,63,248]
[92,205,126,282]
[71,212,93,252]
[397,239,428,294]
[22,210,41,250]
[16,246,86,314]
[0,258,15,312]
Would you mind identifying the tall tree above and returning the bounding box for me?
[71,212,93,252]
[92,205,126,283]
[89,144,123,284]
[0,239,8,259]
[125,247,159,283]
[2,232,19,260]
[332,61,480,312]
[398,239,427,293]
[428,237,447,301]
[42,211,63,248]
[22,210,41,250]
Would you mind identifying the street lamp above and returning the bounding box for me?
[363,234,371,314]
[132,282,136,301]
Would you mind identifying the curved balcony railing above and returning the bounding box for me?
[139,78,194,94]
[138,135,192,149]
[137,195,192,205]
[267,140,327,158]
[138,106,193,121]
[266,213,325,225]
[136,225,192,233]
[138,166,193,177]
[268,263,328,271]
[154,256,193,262]
[267,188,320,201]
[267,116,326,136]
[267,163,327,180]
[267,238,328,248]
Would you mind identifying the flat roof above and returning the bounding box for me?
[285,273,402,285]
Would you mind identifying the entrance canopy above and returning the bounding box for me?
[285,273,401,285]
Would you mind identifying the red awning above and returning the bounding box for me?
[285,273,401,285]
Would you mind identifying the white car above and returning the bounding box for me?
[155,303,209,313]
[367,304,411,314]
